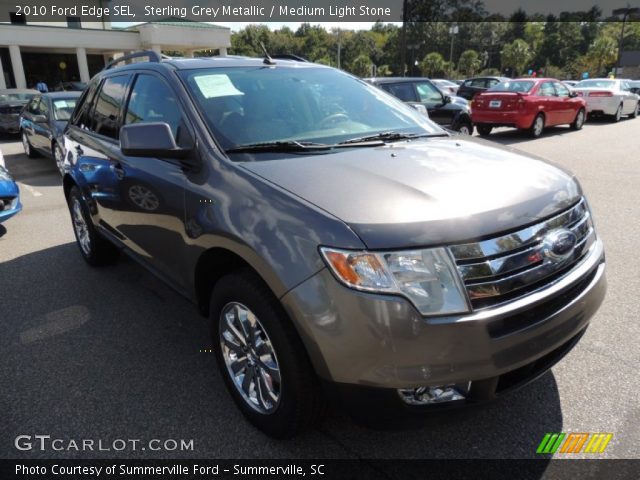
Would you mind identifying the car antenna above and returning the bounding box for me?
[260,42,276,65]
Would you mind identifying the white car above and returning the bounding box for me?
[572,78,640,121]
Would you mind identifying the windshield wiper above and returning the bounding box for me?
[338,131,445,145]
[225,141,331,154]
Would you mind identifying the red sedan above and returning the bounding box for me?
[471,78,587,138]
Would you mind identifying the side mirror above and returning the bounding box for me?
[120,123,191,159]
[569,91,578,98]
[33,114,47,123]
[444,95,452,104]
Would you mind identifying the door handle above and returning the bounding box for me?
[111,163,125,180]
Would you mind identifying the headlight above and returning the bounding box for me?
[320,247,470,315]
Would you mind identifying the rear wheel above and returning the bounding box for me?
[67,186,119,266]
[476,124,492,136]
[210,270,325,438]
[570,108,586,130]
[22,131,38,158]
[611,104,622,122]
[529,114,545,138]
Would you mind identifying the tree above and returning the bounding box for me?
[457,49,482,76]
[501,39,533,77]
[588,36,618,77]
[350,54,373,77]
[420,52,446,77]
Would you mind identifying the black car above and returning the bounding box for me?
[457,76,510,100]
[366,77,473,134]
[0,89,39,134]
[19,91,81,173]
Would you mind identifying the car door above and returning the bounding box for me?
[32,96,56,154]
[414,80,452,126]
[21,95,42,148]
[113,72,195,288]
[553,81,575,124]
[537,81,559,125]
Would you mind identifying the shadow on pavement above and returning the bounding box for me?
[0,243,562,466]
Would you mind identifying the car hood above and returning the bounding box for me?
[240,136,581,249]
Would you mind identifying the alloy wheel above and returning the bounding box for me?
[22,133,30,156]
[219,302,281,414]
[54,144,64,175]
[615,105,622,121]
[72,198,91,256]
[533,116,544,136]
[128,185,160,211]
[576,110,585,128]
[458,125,471,135]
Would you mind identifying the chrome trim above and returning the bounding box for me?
[451,199,587,261]
[450,199,595,307]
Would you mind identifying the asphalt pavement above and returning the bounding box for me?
[1,118,639,461]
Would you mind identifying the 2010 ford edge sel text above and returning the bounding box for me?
[62,52,606,438]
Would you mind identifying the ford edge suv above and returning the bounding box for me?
[62,52,606,438]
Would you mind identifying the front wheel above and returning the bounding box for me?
[67,186,119,266]
[570,108,586,130]
[630,102,639,119]
[53,142,65,176]
[210,270,325,438]
[22,131,38,158]
[476,124,492,136]
[456,121,473,136]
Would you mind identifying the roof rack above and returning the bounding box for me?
[103,50,162,71]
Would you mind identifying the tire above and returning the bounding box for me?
[210,270,325,438]
[611,104,622,122]
[53,142,65,176]
[22,131,38,158]
[476,124,493,136]
[529,114,545,138]
[67,186,119,266]
[456,121,473,136]
[630,102,639,119]
[570,108,586,130]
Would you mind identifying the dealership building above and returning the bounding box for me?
[0,8,231,90]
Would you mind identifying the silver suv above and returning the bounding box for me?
[63,52,606,438]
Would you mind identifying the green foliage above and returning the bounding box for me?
[420,52,446,77]
[457,50,482,76]
[501,39,533,77]
[350,54,373,78]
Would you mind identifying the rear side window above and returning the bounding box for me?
[92,75,130,139]
[71,80,100,129]
[124,74,183,140]
[382,83,417,102]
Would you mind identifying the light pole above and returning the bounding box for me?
[449,24,459,79]
[612,6,640,76]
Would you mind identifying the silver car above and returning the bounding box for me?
[63,53,606,438]
[572,78,640,121]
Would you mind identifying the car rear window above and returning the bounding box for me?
[488,81,535,93]
[575,80,616,89]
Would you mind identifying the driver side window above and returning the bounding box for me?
[415,82,443,105]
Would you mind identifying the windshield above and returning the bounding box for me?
[180,66,442,155]
[53,98,78,121]
[575,80,616,89]
[0,93,35,102]
[488,80,535,93]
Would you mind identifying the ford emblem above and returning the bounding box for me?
[542,229,578,262]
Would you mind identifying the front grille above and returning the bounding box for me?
[450,199,595,309]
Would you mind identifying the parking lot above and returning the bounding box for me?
[1,118,639,460]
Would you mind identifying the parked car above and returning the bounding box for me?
[53,81,87,92]
[19,91,81,173]
[431,79,459,95]
[572,78,639,121]
[471,78,587,138]
[0,160,22,224]
[366,77,474,134]
[0,89,39,134]
[562,80,578,88]
[457,76,509,100]
[629,80,640,94]
[63,52,605,438]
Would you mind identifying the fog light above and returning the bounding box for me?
[398,383,470,405]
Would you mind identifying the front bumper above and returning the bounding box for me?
[0,198,22,223]
[281,238,605,403]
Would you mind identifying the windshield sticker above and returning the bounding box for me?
[193,74,244,98]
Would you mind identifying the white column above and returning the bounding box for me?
[0,57,6,90]
[9,45,26,89]
[76,47,90,82]
[151,45,162,57]
[219,47,228,57]
[185,49,196,58]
